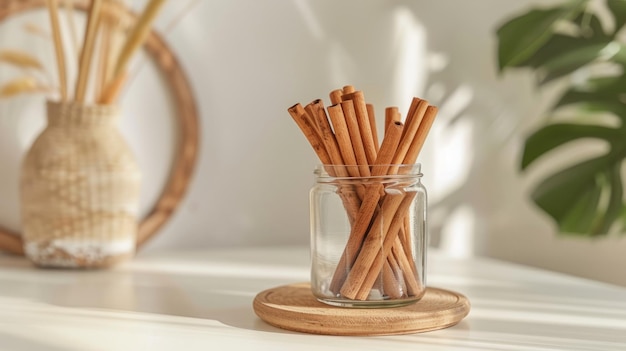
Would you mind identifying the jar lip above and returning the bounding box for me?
[314,164,422,179]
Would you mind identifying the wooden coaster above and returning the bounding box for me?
[253,282,470,336]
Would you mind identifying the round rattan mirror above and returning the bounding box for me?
[0,0,199,254]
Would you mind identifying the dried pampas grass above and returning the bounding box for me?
[0,50,44,71]
[74,0,103,102]
[99,0,167,103]
[47,0,67,101]
[0,77,44,98]
[1,0,173,103]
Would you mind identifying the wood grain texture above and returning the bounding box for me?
[0,0,199,254]
[253,283,470,336]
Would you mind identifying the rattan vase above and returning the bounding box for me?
[20,101,141,268]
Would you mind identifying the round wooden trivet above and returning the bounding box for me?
[253,282,470,336]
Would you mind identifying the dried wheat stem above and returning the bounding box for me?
[100,0,167,103]
[0,76,38,98]
[47,0,67,101]
[104,1,128,87]
[23,23,51,40]
[95,19,112,98]
[98,72,127,104]
[0,50,44,70]
[112,0,166,78]
[63,0,80,59]
[75,0,103,102]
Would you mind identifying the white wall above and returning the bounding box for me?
[0,0,625,286]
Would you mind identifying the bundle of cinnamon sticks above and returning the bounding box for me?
[288,85,438,301]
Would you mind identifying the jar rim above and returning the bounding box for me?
[314,164,422,179]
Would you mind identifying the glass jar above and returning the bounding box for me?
[310,164,427,307]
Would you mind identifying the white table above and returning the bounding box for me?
[0,246,625,350]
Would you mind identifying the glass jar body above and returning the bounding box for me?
[310,164,427,307]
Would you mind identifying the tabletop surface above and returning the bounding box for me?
[0,246,625,350]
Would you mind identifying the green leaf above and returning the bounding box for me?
[573,12,609,38]
[538,42,613,84]
[497,2,587,70]
[515,12,609,70]
[553,75,626,114]
[595,164,623,234]
[518,34,588,68]
[531,156,613,228]
[613,43,626,64]
[607,0,626,33]
[522,124,621,169]
[578,102,626,121]
[558,175,602,233]
[579,75,626,90]
[498,0,626,237]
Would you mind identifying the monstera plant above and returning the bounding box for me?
[497,0,626,236]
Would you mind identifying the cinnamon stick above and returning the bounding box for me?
[385,107,399,133]
[340,193,404,299]
[309,100,348,176]
[364,106,438,297]
[370,121,403,176]
[329,103,397,295]
[287,103,331,165]
[340,100,370,177]
[329,89,343,105]
[370,105,437,296]
[404,97,422,131]
[329,121,404,294]
[303,103,320,135]
[328,104,359,178]
[389,99,429,174]
[340,100,430,299]
[384,247,405,298]
[328,184,382,293]
[342,91,377,165]
[288,89,438,303]
[288,104,360,222]
[392,236,423,296]
[402,106,438,166]
[360,104,434,297]
[366,103,379,151]
[354,192,418,299]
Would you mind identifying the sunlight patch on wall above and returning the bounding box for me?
[430,86,474,203]
[294,0,324,41]
[439,205,475,258]
[390,7,427,113]
[426,85,476,257]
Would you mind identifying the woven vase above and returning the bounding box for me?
[20,101,141,268]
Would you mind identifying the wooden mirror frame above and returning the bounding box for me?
[0,0,199,254]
